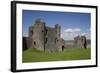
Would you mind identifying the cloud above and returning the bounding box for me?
[64,29,73,32]
[64,28,81,33]
[61,28,81,40]
[74,28,80,32]
[81,32,86,36]
[61,28,90,40]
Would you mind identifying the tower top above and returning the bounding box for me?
[35,19,41,24]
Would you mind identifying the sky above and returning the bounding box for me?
[22,10,91,40]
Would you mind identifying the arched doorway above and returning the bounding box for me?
[62,45,64,51]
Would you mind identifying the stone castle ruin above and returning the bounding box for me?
[26,19,65,52]
[23,19,89,52]
[74,35,87,48]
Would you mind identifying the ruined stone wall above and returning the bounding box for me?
[44,27,57,52]
[74,36,87,49]
[28,20,45,51]
[28,26,34,49]
[44,24,64,52]
[56,38,65,52]
[32,20,45,51]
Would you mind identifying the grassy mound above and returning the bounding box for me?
[23,48,91,63]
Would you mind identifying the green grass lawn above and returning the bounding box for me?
[23,48,91,63]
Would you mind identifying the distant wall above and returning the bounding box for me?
[23,37,28,51]
[64,40,91,49]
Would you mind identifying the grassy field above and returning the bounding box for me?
[22,48,91,63]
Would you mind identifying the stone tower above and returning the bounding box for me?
[55,24,61,39]
[55,24,64,52]
[28,19,45,51]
